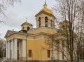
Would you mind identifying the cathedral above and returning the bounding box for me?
[5,1,66,62]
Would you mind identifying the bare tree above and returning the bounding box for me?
[53,0,84,62]
[53,0,78,62]
[0,38,6,58]
[46,0,84,62]
[0,0,21,22]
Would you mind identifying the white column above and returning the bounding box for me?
[10,41,12,59]
[6,42,8,58]
[13,40,14,59]
[14,39,18,59]
[59,41,62,60]
[7,41,10,58]
[22,39,26,58]
[64,42,67,60]
[12,40,14,59]
[11,40,14,59]
[53,46,57,60]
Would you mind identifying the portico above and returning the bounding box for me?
[6,38,26,60]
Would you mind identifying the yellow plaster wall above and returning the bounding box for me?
[27,35,52,60]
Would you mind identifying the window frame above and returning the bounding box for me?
[28,50,32,57]
[47,50,50,58]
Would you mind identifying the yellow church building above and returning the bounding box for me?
[5,2,66,62]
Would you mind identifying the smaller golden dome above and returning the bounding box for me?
[21,21,32,26]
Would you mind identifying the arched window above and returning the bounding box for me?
[38,17,41,27]
[45,16,48,27]
[22,27,24,30]
[51,20,53,27]
[27,27,30,30]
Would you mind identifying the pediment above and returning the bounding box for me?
[5,30,17,38]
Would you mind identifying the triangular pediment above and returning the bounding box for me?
[5,30,17,38]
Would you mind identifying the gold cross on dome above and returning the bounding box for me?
[25,18,28,22]
[44,0,47,8]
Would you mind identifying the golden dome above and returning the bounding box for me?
[42,1,53,14]
[21,21,32,26]
[41,7,53,15]
[35,7,55,18]
[35,1,55,18]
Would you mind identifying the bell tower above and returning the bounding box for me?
[35,0,56,28]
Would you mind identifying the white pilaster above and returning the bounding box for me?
[22,39,26,58]
[14,39,18,59]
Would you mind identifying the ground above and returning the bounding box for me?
[0,57,84,62]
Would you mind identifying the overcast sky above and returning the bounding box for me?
[0,0,58,39]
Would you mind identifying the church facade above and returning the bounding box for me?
[5,2,67,62]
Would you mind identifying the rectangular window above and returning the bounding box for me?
[47,50,50,58]
[29,50,32,57]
